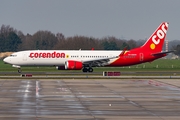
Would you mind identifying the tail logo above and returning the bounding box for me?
[150,22,168,50]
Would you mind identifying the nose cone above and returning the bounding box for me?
[3,57,10,64]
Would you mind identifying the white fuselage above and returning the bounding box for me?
[4,50,122,66]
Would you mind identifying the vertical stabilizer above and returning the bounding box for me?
[141,22,169,53]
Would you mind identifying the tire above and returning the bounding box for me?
[82,68,88,72]
[88,68,93,72]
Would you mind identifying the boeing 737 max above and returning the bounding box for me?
[3,22,172,73]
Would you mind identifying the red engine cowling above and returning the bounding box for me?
[65,60,83,70]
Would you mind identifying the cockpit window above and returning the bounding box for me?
[10,55,17,57]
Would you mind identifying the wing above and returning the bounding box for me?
[82,56,119,67]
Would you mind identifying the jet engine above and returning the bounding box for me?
[65,60,83,70]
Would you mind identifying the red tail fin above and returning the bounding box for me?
[141,22,169,53]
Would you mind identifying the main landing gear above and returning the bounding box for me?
[82,67,93,72]
[18,68,22,73]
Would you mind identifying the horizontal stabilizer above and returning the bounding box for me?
[152,51,174,56]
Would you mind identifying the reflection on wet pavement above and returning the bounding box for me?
[0,79,179,120]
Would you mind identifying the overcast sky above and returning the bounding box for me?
[0,0,180,40]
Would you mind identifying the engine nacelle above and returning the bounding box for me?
[65,60,83,70]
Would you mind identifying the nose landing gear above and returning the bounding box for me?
[12,65,21,73]
[18,68,22,73]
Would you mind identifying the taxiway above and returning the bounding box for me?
[0,79,180,120]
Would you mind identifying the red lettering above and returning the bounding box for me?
[56,53,60,58]
[47,53,51,58]
[34,53,38,58]
[61,53,65,58]
[42,53,46,58]
[30,53,34,58]
[29,52,66,58]
[52,52,56,58]
[39,53,42,58]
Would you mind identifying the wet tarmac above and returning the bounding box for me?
[0,79,180,120]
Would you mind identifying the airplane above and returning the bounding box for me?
[3,22,172,73]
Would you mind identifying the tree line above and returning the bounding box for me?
[0,24,180,57]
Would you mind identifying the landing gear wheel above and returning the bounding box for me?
[82,68,88,72]
[82,67,93,72]
[18,68,22,73]
[89,67,93,72]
